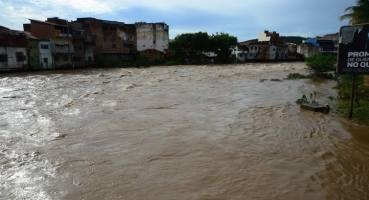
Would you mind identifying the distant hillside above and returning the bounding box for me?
[284,36,307,44]
[242,36,307,44]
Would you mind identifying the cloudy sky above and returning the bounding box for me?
[0,0,357,41]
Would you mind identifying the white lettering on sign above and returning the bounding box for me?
[348,52,369,57]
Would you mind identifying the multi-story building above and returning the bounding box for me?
[70,21,88,67]
[24,31,42,69]
[0,26,28,71]
[76,18,135,64]
[24,18,74,68]
[135,22,170,57]
[232,42,249,62]
[297,38,335,58]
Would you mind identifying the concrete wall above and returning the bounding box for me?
[39,41,53,69]
[0,47,27,70]
[28,40,40,69]
[258,31,271,42]
[136,23,169,53]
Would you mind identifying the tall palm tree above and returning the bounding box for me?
[339,0,369,24]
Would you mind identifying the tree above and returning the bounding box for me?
[209,33,238,64]
[339,0,369,24]
[305,53,336,76]
[169,32,211,64]
[169,32,238,65]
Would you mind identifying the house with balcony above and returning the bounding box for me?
[232,42,248,62]
[24,18,74,68]
[70,22,84,67]
[77,18,133,65]
[0,26,28,71]
[297,38,335,58]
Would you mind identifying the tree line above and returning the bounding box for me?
[168,32,238,65]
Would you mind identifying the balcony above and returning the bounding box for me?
[51,43,74,54]
[58,33,72,38]
[72,33,84,40]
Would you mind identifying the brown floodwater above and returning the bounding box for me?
[0,62,368,200]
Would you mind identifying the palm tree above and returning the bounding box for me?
[339,0,369,24]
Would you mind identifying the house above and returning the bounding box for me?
[232,42,248,62]
[135,22,170,58]
[24,31,42,69]
[76,18,134,65]
[297,38,335,58]
[258,30,285,45]
[24,18,74,68]
[246,30,290,61]
[70,21,88,67]
[0,26,28,71]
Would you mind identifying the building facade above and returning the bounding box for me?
[0,26,28,70]
[135,22,169,56]
[25,18,74,68]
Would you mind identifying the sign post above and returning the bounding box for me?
[337,23,369,118]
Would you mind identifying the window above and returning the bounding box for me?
[43,58,48,63]
[112,44,117,48]
[73,57,81,62]
[29,45,33,49]
[104,35,107,41]
[31,56,39,62]
[111,35,116,41]
[63,55,69,61]
[93,34,97,40]
[40,44,49,49]
[16,52,25,62]
[54,56,59,61]
[78,46,82,50]
[0,54,7,62]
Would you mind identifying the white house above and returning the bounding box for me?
[0,28,28,70]
[39,40,53,69]
[232,45,248,62]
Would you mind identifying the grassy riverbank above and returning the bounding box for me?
[335,75,369,126]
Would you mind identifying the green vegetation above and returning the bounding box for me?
[134,55,166,68]
[296,92,318,105]
[339,0,369,24]
[336,0,369,125]
[285,73,310,80]
[284,36,307,45]
[305,53,336,77]
[169,32,238,65]
[334,75,369,125]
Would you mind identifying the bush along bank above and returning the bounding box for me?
[287,53,369,126]
[335,75,369,126]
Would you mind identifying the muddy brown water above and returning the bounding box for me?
[0,62,368,200]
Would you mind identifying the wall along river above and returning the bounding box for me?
[0,62,368,199]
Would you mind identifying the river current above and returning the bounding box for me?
[0,62,368,199]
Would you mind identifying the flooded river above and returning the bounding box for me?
[1,62,368,199]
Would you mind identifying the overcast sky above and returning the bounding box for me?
[0,0,357,41]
